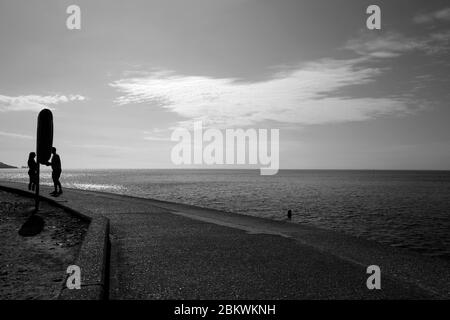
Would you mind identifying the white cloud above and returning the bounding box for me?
[143,136,171,142]
[75,144,134,152]
[414,7,450,24]
[344,30,450,58]
[110,58,410,128]
[143,129,171,141]
[0,130,33,139]
[0,94,86,112]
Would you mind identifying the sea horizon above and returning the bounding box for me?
[4,167,450,172]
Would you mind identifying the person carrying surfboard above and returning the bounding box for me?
[27,152,38,191]
[46,147,63,196]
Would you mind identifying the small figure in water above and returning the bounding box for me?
[287,209,292,220]
[27,152,38,191]
[46,147,63,195]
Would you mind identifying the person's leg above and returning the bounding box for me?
[57,179,62,193]
[32,174,37,191]
[51,172,58,193]
[56,172,62,194]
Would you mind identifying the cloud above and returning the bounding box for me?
[75,144,134,152]
[344,31,450,58]
[110,58,411,128]
[143,129,171,141]
[345,32,424,58]
[0,130,33,139]
[414,7,450,24]
[0,94,86,112]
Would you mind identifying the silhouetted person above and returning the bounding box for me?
[27,152,37,191]
[287,209,292,220]
[46,147,62,195]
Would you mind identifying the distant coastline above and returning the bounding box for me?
[0,162,17,169]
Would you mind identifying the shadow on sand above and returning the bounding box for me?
[18,211,44,237]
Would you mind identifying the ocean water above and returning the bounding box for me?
[1,169,449,260]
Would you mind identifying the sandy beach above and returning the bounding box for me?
[0,190,88,299]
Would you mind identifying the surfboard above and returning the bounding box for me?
[36,108,53,165]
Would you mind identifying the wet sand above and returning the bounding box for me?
[0,190,88,299]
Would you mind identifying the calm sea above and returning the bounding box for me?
[1,169,449,260]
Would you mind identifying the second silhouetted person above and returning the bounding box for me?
[46,147,63,195]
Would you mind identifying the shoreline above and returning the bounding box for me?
[24,180,450,260]
[89,187,450,297]
[1,169,449,260]
[1,180,450,299]
[2,168,450,172]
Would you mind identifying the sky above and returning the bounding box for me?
[0,0,450,169]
